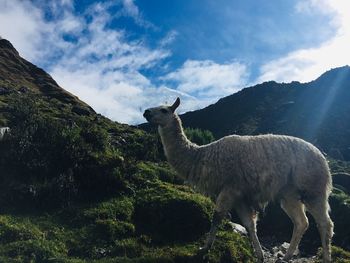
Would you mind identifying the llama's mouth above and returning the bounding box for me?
[143,110,152,122]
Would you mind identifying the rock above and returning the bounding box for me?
[228,222,248,236]
[280,242,289,253]
[262,242,312,263]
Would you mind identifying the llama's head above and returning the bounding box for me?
[143,97,180,126]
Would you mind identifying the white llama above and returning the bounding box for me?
[143,98,333,263]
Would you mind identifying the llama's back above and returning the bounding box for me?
[205,134,332,203]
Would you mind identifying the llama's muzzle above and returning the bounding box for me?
[143,110,152,122]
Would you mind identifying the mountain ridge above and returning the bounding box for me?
[180,65,350,160]
[0,38,95,125]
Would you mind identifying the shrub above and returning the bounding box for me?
[184,128,215,145]
[0,95,126,208]
[0,216,42,244]
[0,239,66,263]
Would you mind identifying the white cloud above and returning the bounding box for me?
[0,0,249,124]
[162,60,248,99]
[3,0,347,125]
[257,0,350,83]
[0,0,50,62]
[159,30,178,47]
[0,0,175,124]
[122,0,139,18]
[120,0,156,29]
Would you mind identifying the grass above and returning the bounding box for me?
[0,175,255,263]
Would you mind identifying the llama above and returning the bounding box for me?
[143,98,333,263]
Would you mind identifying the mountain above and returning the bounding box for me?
[180,66,350,160]
[0,38,95,126]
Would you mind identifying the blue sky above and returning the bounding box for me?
[0,0,349,124]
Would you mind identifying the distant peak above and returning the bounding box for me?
[327,65,349,72]
[317,65,350,78]
[0,39,18,54]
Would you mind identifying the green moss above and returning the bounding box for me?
[79,197,134,223]
[0,239,66,263]
[112,238,146,258]
[94,219,135,241]
[207,229,254,263]
[0,216,43,244]
[135,162,178,183]
[331,246,350,263]
[316,246,350,263]
[134,181,214,243]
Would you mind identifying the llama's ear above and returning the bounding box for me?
[170,97,180,112]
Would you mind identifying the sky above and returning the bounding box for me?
[0,0,349,124]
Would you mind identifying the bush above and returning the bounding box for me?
[0,239,66,263]
[329,188,350,250]
[0,215,67,263]
[0,95,126,209]
[0,216,42,244]
[328,245,350,263]
[184,128,215,145]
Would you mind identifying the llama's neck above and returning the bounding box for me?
[158,115,200,181]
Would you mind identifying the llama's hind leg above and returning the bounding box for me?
[305,198,333,263]
[236,204,264,263]
[280,196,309,261]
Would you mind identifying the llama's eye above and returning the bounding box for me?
[161,109,168,114]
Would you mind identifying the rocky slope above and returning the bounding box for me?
[0,38,94,124]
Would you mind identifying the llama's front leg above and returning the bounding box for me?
[199,210,226,254]
[199,188,234,255]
